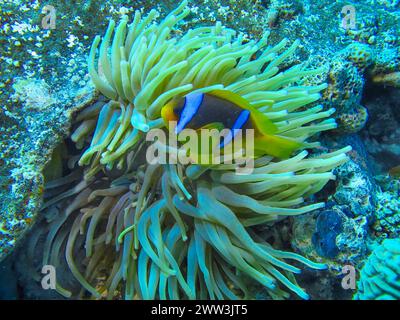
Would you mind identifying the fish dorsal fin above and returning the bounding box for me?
[210,89,277,135]
[198,122,225,131]
[210,89,252,110]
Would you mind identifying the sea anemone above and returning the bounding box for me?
[31,1,350,300]
[81,0,338,176]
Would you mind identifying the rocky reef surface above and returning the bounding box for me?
[0,0,399,299]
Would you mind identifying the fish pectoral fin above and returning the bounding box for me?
[196,122,226,151]
[209,89,251,109]
[254,134,303,159]
[179,123,223,162]
[250,110,278,135]
[198,122,225,131]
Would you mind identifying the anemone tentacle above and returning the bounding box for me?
[80,0,335,176]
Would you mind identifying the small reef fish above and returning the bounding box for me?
[161,89,302,159]
[372,72,400,88]
[389,165,400,178]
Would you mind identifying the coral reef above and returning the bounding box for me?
[0,79,97,262]
[373,175,400,240]
[257,0,400,135]
[312,209,343,259]
[0,0,399,302]
[354,238,400,300]
[346,43,375,71]
[292,203,369,268]
[362,86,400,174]
[289,134,377,299]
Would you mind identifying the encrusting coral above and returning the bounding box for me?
[354,238,400,300]
[30,1,350,300]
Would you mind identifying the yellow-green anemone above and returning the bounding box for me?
[79,0,337,176]
[32,1,351,300]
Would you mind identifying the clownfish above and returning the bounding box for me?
[161,89,302,159]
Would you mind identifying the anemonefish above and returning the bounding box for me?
[161,89,302,160]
